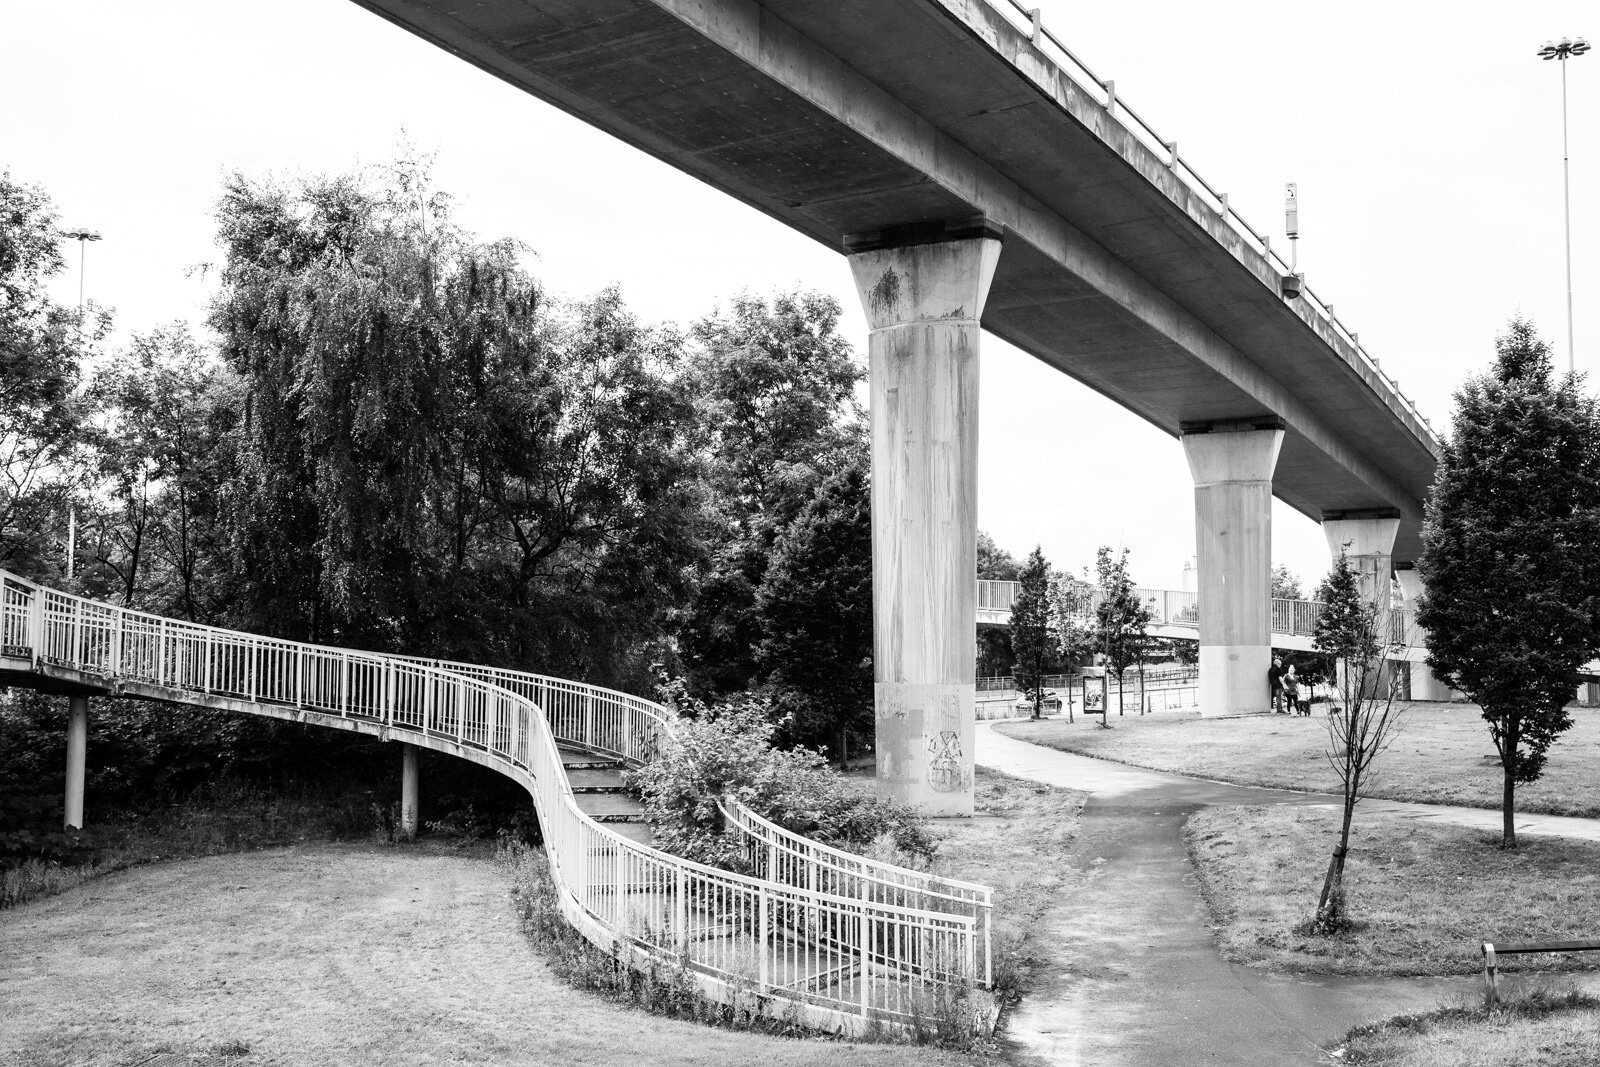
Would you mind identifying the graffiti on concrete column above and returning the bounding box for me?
[927,729,970,793]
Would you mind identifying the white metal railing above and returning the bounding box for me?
[0,570,990,1031]
[982,0,1436,441]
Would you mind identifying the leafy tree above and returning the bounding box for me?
[1310,548,1405,932]
[976,531,1023,581]
[1010,547,1059,718]
[1093,546,1154,711]
[1417,317,1600,848]
[677,290,864,697]
[975,529,1024,678]
[0,170,105,577]
[754,451,872,763]
[85,324,240,618]
[207,158,704,684]
[1271,563,1304,601]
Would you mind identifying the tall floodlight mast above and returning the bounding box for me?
[1537,36,1590,374]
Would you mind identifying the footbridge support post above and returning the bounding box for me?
[1181,418,1284,716]
[400,743,419,840]
[65,695,88,830]
[847,218,1002,817]
[1394,563,1453,701]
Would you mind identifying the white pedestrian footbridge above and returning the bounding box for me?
[0,570,993,1037]
[976,579,1425,660]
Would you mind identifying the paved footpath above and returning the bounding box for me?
[974,720,1600,1067]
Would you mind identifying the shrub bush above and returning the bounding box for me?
[626,687,934,870]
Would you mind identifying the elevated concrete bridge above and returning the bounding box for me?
[349,0,1442,812]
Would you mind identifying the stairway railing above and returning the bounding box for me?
[0,570,991,1032]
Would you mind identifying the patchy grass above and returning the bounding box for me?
[930,767,1087,1003]
[838,766,1087,1006]
[1335,982,1600,1065]
[1185,805,1600,976]
[996,704,1600,817]
[0,844,983,1067]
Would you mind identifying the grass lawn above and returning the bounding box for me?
[926,767,1087,1000]
[1186,805,1600,976]
[0,842,985,1067]
[1336,986,1600,1065]
[995,703,1600,817]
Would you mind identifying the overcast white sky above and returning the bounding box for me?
[3,0,1595,591]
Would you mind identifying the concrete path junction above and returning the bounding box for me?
[974,719,1600,1066]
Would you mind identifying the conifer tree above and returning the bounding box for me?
[1009,546,1057,719]
[1418,318,1600,847]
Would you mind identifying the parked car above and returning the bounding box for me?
[1014,687,1062,715]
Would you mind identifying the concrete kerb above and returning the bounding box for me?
[973,717,1600,1067]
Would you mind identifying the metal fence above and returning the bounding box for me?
[0,570,990,1033]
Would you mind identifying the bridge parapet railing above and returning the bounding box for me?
[404,655,995,987]
[0,570,990,1031]
[983,0,1435,440]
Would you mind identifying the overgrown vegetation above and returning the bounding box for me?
[628,681,933,871]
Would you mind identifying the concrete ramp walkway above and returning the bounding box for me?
[975,720,1600,1066]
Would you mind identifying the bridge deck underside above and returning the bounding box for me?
[352,0,1436,559]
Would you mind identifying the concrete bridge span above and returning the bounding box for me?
[346,0,1441,810]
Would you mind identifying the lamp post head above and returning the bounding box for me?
[59,228,102,242]
[1539,37,1590,60]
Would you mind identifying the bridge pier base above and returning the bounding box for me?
[65,695,88,830]
[1182,419,1284,716]
[848,220,1002,817]
[1323,511,1401,697]
[1394,563,1454,701]
[400,743,419,840]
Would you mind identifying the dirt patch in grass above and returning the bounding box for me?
[1336,984,1600,1065]
[0,842,982,1067]
[996,704,1600,817]
[1186,805,1600,977]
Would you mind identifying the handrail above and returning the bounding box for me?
[391,653,995,984]
[0,570,991,1032]
[975,579,1417,645]
[982,0,1435,439]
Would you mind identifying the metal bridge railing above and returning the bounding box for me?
[0,570,990,1033]
[979,579,1414,646]
[983,0,1434,440]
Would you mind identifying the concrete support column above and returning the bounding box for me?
[400,743,419,840]
[847,219,1002,817]
[64,695,88,830]
[1321,511,1401,619]
[1181,418,1285,716]
[1323,511,1401,698]
[1394,563,1453,701]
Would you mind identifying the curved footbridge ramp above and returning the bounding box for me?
[0,570,992,1035]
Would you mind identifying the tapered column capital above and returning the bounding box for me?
[846,219,1003,330]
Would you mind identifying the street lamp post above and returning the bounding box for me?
[58,227,101,315]
[57,227,100,583]
[1538,37,1590,375]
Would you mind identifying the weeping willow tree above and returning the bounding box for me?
[207,154,705,683]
